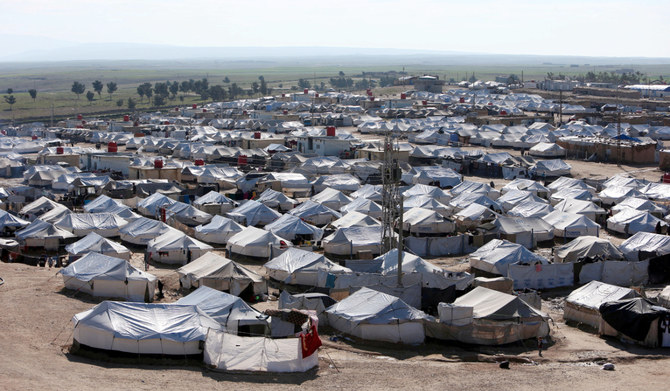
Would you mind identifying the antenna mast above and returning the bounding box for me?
[381,129,403,286]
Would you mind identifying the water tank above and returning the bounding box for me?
[82,120,87,125]
[107,142,117,153]
[459,97,465,103]
[77,114,83,120]
[254,132,261,139]
[192,104,197,109]
[315,92,319,98]
[203,108,207,113]
[237,155,248,166]
[422,100,427,106]
[194,159,205,166]
[175,107,180,112]
[133,121,139,127]
[370,96,375,101]
[281,93,285,98]
[123,115,130,122]
[56,147,64,155]
[32,135,38,140]
[303,88,308,94]
[164,121,170,125]
[400,93,406,99]
[500,110,507,116]
[326,126,336,137]
[283,110,288,115]
[154,159,163,169]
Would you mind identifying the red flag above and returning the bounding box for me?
[300,325,322,358]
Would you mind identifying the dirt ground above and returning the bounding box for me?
[3,139,670,389]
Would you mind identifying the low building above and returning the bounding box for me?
[624,84,670,99]
[414,75,445,93]
[296,135,352,157]
[556,136,657,164]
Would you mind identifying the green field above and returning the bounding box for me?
[2,59,670,123]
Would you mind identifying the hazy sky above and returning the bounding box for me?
[3,0,670,57]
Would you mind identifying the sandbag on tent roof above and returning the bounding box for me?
[265,247,351,286]
[507,200,555,218]
[564,280,639,329]
[311,174,361,194]
[554,198,606,221]
[65,232,131,260]
[193,190,237,214]
[606,208,666,235]
[0,210,29,233]
[54,213,128,237]
[599,297,670,347]
[469,239,548,276]
[450,181,500,199]
[528,142,565,158]
[402,184,451,204]
[554,236,624,263]
[619,232,670,262]
[326,287,431,344]
[177,286,268,334]
[310,187,353,211]
[612,197,666,217]
[119,217,176,246]
[165,202,213,226]
[288,200,341,226]
[340,197,383,219]
[256,189,298,212]
[177,253,266,296]
[194,215,243,244]
[323,226,385,257]
[501,178,550,197]
[375,249,472,290]
[402,207,455,235]
[227,226,292,259]
[542,211,600,238]
[60,252,156,302]
[147,231,213,265]
[227,200,282,227]
[137,193,177,217]
[328,211,381,229]
[72,301,223,355]
[427,286,549,345]
[19,196,63,221]
[264,214,323,242]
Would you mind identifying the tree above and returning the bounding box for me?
[6,88,13,95]
[28,89,37,102]
[169,81,179,99]
[180,81,190,93]
[153,82,169,98]
[116,99,124,107]
[4,95,16,111]
[468,73,477,83]
[259,76,267,95]
[137,82,152,103]
[339,71,345,77]
[71,81,86,100]
[153,95,165,107]
[127,98,136,110]
[86,91,95,103]
[145,86,153,104]
[106,82,118,101]
[208,85,227,101]
[298,78,311,89]
[228,83,243,99]
[251,81,260,96]
[223,76,230,83]
[92,80,104,98]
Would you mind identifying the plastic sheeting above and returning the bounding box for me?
[507,263,574,289]
[620,232,670,261]
[564,280,639,328]
[578,261,649,286]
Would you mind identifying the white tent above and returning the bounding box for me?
[427,286,550,345]
[553,198,606,221]
[454,203,496,229]
[137,193,177,217]
[310,187,353,212]
[340,197,383,219]
[60,252,156,301]
[147,231,213,265]
[119,217,176,245]
[375,249,472,290]
[193,191,237,214]
[598,186,644,206]
[501,178,550,198]
[542,211,600,238]
[350,184,383,202]
[402,196,451,218]
[528,142,565,158]
[323,226,385,257]
[264,247,351,286]
[619,232,670,261]
[72,301,222,355]
[606,207,666,235]
[84,195,124,213]
[176,286,268,333]
[227,200,282,227]
[54,213,128,237]
[311,174,361,193]
[65,232,131,260]
[288,200,341,226]
[19,196,63,221]
[490,216,555,246]
[38,204,73,224]
[549,188,598,206]
[194,215,244,244]
[279,291,337,325]
[531,159,571,177]
[227,226,292,259]
[554,236,624,263]
[497,190,547,212]
[15,219,76,250]
[402,207,455,235]
[402,184,452,204]
[165,202,213,226]
[177,253,267,295]
[264,214,324,242]
[449,192,502,213]
[469,239,548,276]
[612,197,665,217]
[328,211,381,229]
[256,189,298,212]
[507,200,554,218]
[547,176,596,194]
[326,287,430,344]
[451,181,500,199]
[564,280,639,329]
[0,210,29,233]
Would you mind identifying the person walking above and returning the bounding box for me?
[538,336,544,357]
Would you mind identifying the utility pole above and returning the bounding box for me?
[381,129,403,287]
[557,90,563,127]
[617,86,621,167]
